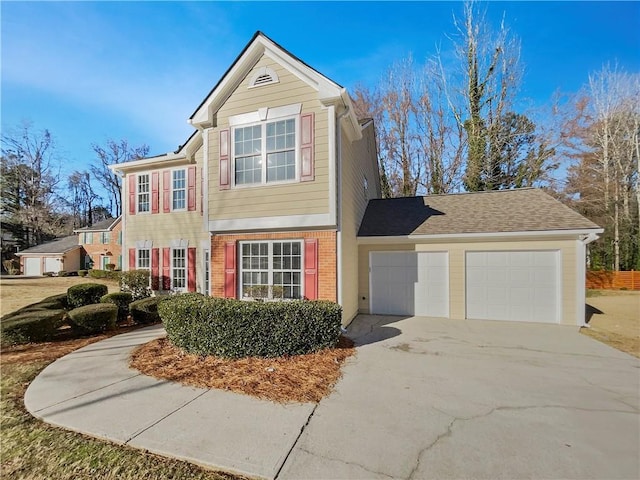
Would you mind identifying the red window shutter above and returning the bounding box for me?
[304,238,318,300]
[187,247,196,292]
[187,166,197,211]
[162,171,171,213]
[151,248,160,290]
[162,247,171,290]
[151,171,160,214]
[300,112,315,182]
[128,175,136,215]
[128,248,136,270]
[219,129,230,190]
[224,241,236,298]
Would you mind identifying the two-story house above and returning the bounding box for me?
[111,31,379,323]
[75,217,123,270]
[113,31,602,327]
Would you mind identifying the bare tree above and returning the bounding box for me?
[91,139,149,216]
[68,170,100,228]
[1,123,64,247]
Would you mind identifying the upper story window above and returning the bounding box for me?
[137,174,150,213]
[172,169,186,210]
[100,232,111,244]
[233,117,297,186]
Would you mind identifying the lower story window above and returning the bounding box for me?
[137,249,150,269]
[240,240,302,299]
[172,248,186,290]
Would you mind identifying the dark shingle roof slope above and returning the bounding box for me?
[358,188,600,237]
[17,235,81,254]
[74,216,120,232]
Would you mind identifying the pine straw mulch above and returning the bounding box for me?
[130,336,356,404]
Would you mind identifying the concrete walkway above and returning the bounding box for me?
[25,317,640,480]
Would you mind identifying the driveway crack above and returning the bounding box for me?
[274,404,318,479]
[295,446,397,479]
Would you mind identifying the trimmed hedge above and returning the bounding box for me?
[1,309,66,345]
[100,292,133,322]
[88,269,120,280]
[159,294,342,358]
[1,294,69,322]
[67,304,117,334]
[67,283,109,309]
[78,270,88,277]
[130,296,163,325]
[120,270,151,301]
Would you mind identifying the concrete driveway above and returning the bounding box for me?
[25,316,639,480]
[281,315,640,479]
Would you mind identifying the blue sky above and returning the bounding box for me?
[2,1,639,183]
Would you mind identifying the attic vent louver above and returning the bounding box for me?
[248,66,279,88]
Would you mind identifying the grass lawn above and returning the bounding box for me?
[0,276,120,316]
[582,289,639,358]
[1,335,243,480]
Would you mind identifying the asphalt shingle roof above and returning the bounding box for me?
[74,217,120,232]
[358,188,600,237]
[18,235,81,254]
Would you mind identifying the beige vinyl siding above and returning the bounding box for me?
[340,124,381,324]
[122,146,208,273]
[208,55,330,220]
[359,239,580,326]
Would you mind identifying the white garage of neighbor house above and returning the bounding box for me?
[357,189,603,326]
[16,235,82,276]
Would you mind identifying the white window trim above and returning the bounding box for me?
[137,248,151,270]
[238,239,304,300]
[170,168,187,212]
[171,247,187,293]
[231,114,300,188]
[137,173,150,214]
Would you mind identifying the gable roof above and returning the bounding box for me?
[188,31,362,139]
[74,216,121,233]
[358,188,601,238]
[16,235,81,255]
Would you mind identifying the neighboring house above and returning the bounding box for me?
[113,31,602,326]
[75,217,123,270]
[16,235,82,276]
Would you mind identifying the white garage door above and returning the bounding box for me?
[24,257,41,276]
[370,251,449,317]
[466,251,560,323]
[45,257,60,273]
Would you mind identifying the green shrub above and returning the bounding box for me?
[130,296,164,325]
[57,270,68,277]
[67,304,117,334]
[0,309,66,345]
[105,263,116,271]
[160,295,342,358]
[1,294,69,322]
[67,283,109,309]
[120,270,151,301]
[3,258,19,275]
[100,292,133,322]
[88,269,120,280]
[78,270,88,277]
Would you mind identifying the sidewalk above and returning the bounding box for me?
[24,325,314,479]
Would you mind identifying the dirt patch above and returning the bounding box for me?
[0,276,119,316]
[130,337,356,404]
[581,290,639,358]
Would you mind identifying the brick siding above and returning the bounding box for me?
[211,230,337,300]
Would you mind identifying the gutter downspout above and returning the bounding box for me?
[578,231,602,327]
[336,104,350,312]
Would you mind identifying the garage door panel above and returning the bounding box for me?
[45,257,59,273]
[370,251,448,318]
[466,250,559,324]
[24,258,41,276]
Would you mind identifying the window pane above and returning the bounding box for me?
[172,248,186,289]
[138,174,150,212]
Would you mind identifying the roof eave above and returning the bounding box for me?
[357,228,605,244]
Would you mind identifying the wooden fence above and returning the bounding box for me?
[586,270,640,290]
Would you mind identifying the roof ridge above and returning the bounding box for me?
[370,188,538,201]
